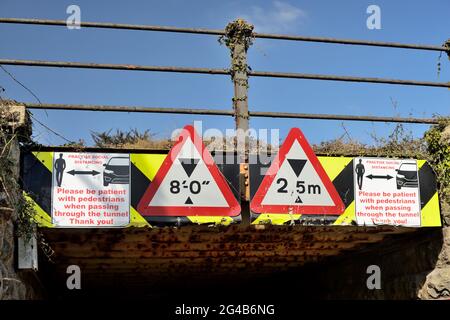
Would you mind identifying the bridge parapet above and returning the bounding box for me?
[0,102,41,299]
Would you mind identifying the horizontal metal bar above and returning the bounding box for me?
[0,18,447,52]
[250,110,439,124]
[0,59,229,75]
[253,32,448,52]
[23,102,439,124]
[249,70,450,88]
[24,102,233,116]
[0,18,224,35]
[1,59,449,88]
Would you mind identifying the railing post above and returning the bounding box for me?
[445,39,450,59]
[223,19,254,159]
[222,19,254,223]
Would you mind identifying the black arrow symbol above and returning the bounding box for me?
[287,159,307,177]
[179,158,199,177]
[67,170,100,176]
[366,174,393,180]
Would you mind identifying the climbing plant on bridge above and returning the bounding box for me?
[0,99,54,261]
[0,100,35,241]
[425,117,450,225]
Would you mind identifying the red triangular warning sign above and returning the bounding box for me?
[250,128,345,215]
[137,125,241,217]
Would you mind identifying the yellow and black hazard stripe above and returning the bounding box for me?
[22,151,54,227]
[250,157,441,226]
[22,151,441,228]
[417,160,441,226]
[130,153,241,226]
[22,151,242,228]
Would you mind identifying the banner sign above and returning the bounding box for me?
[51,152,130,227]
[21,128,441,229]
[354,157,421,226]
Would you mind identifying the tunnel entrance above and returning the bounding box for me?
[35,225,442,300]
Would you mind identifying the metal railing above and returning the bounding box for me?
[0,18,448,52]
[24,102,439,124]
[0,18,448,127]
[0,59,449,88]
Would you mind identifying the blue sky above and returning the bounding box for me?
[0,0,449,146]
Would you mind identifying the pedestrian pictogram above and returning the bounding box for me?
[250,128,345,215]
[137,125,241,216]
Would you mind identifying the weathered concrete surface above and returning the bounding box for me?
[36,226,450,300]
[0,213,42,299]
[0,102,31,140]
[37,225,420,299]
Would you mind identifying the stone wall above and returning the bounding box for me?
[0,208,43,299]
[291,227,449,300]
[0,103,43,300]
[419,227,450,299]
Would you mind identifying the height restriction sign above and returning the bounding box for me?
[137,125,241,216]
[250,128,345,215]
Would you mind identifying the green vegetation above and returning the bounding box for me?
[0,103,36,241]
[424,118,450,224]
